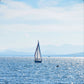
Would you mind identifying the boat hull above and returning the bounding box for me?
[35,60,42,63]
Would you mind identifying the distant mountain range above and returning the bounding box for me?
[0,50,84,57]
[0,44,84,57]
[0,50,33,57]
[46,52,84,57]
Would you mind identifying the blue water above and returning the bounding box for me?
[0,57,84,84]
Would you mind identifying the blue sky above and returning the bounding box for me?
[0,0,84,54]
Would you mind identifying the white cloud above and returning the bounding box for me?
[1,0,31,9]
[0,23,83,32]
[0,0,84,51]
[0,0,83,23]
[0,47,8,51]
[25,33,29,38]
[0,0,83,32]
[0,0,32,19]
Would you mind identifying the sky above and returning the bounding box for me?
[0,0,84,54]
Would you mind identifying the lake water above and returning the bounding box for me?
[0,57,84,84]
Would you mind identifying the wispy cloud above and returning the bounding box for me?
[0,0,84,52]
[0,0,83,22]
[0,0,83,32]
[0,23,83,32]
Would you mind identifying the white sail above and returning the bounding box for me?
[37,46,40,59]
[34,41,42,62]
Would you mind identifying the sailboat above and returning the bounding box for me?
[34,41,42,63]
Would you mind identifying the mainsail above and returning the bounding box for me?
[34,41,42,62]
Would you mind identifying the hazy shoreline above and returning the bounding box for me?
[0,56,84,59]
